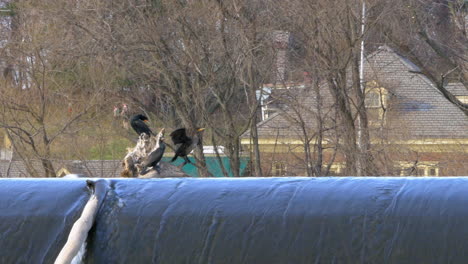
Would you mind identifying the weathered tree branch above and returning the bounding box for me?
[121,128,189,178]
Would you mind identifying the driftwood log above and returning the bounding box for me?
[121,128,189,178]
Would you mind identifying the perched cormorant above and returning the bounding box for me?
[140,136,166,175]
[130,114,153,136]
[170,127,205,166]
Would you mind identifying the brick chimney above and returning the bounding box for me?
[273,30,290,84]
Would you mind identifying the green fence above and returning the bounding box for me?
[161,156,249,177]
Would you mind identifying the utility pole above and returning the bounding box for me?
[360,1,366,91]
[356,0,366,176]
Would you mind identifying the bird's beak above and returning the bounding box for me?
[197,128,205,132]
[144,120,149,123]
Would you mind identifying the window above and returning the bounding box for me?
[328,163,344,176]
[398,162,439,177]
[456,96,468,104]
[264,109,278,120]
[272,161,286,176]
[4,133,12,149]
[365,92,381,108]
[417,168,425,176]
[365,81,388,126]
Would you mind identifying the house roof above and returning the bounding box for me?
[242,46,468,141]
[446,82,468,96]
[366,46,467,139]
[243,86,336,140]
[263,86,307,112]
[0,159,122,178]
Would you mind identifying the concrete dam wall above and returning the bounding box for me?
[1,177,468,263]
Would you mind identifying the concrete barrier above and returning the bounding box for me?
[1,177,468,263]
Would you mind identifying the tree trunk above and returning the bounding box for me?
[328,75,358,175]
[313,80,324,176]
[42,158,56,178]
[249,113,263,177]
[193,143,211,177]
[351,48,372,176]
[211,133,229,177]
[229,137,241,177]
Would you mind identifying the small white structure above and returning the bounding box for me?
[202,146,225,154]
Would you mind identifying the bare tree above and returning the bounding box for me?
[278,0,372,175]
[268,80,339,176]
[60,0,278,177]
[0,0,110,177]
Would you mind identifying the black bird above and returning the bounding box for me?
[140,135,166,175]
[170,127,205,166]
[130,114,153,136]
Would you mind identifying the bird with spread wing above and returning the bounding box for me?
[170,127,205,166]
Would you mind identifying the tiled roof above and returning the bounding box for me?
[366,46,468,139]
[264,87,305,112]
[446,83,468,96]
[66,160,122,178]
[243,85,336,139]
[0,159,122,178]
[244,46,468,141]
[0,160,40,178]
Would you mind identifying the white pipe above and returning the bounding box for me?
[55,196,97,264]
[55,180,108,264]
